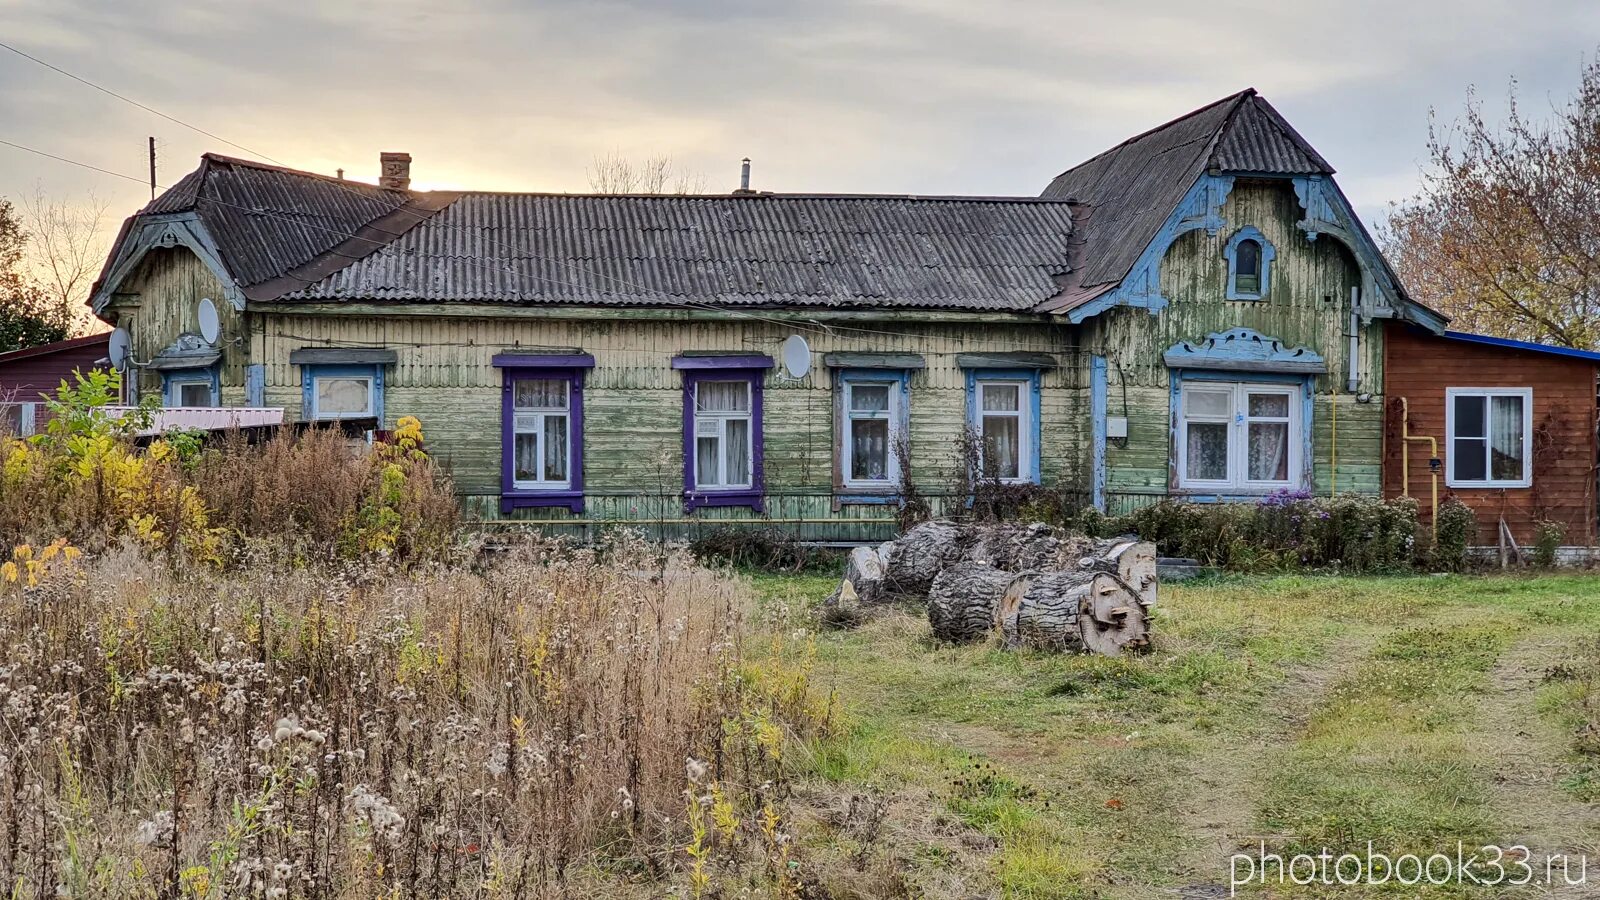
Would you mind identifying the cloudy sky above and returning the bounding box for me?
[2,0,1598,236]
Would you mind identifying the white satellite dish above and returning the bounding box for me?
[197,297,221,345]
[781,334,811,379]
[107,328,131,372]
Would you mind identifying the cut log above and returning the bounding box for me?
[1077,538,1158,609]
[927,562,1026,643]
[881,520,969,600]
[999,570,1149,655]
[963,522,1065,571]
[826,545,887,607]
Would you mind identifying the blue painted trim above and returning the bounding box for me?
[244,364,265,408]
[837,368,912,493]
[964,367,1043,484]
[500,364,587,514]
[681,368,765,513]
[1067,173,1235,324]
[1090,355,1108,512]
[1169,369,1315,495]
[160,365,220,407]
[1440,330,1600,363]
[1292,175,1448,334]
[1163,328,1326,374]
[300,363,385,423]
[1223,226,1275,301]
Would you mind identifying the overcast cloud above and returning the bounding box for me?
[2,0,1599,232]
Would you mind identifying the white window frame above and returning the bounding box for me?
[693,380,754,491]
[310,373,374,420]
[841,377,902,490]
[1176,381,1303,492]
[1445,387,1533,489]
[972,378,1033,484]
[511,376,572,490]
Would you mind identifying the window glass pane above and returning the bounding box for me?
[981,383,1020,412]
[696,436,720,485]
[177,382,211,407]
[1247,393,1288,418]
[1490,395,1525,481]
[850,384,891,413]
[1454,437,1487,481]
[1186,422,1229,481]
[1185,389,1231,418]
[543,415,568,482]
[1236,239,1260,276]
[316,377,370,417]
[696,381,750,413]
[981,415,1020,479]
[514,378,567,410]
[1453,395,1486,438]
[724,418,751,485]
[1248,422,1290,481]
[514,433,539,482]
[850,418,890,481]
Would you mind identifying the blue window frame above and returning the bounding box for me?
[161,367,219,407]
[494,353,594,514]
[1224,226,1276,301]
[836,368,911,502]
[964,367,1042,484]
[300,363,384,422]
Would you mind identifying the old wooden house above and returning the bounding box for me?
[87,90,1450,540]
[1384,326,1600,551]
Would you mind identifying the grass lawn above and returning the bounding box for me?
[748,572,1600,899]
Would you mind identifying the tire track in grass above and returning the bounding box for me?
[1473,632,1600,897]
[1247,616,1518,896]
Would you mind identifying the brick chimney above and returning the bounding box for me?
[379,152,411,191]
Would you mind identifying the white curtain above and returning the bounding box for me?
[1248,423,1289,481]
[543,415,568,481]
[724,418,751,485]
[1490,395,1524,481]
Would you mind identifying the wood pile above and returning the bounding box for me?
[828,520,1157,655]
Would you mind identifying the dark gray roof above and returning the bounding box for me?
[1040,89,1333,297]
[280,192,1080,311]
[140,154,416,288]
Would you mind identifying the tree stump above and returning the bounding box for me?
[827,545,887,607]
[882,520,968,599]
[927,562,1026,643]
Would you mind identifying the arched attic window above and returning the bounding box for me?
[1224,226,1275,301]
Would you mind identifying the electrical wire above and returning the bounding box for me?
[0,41,1063,345]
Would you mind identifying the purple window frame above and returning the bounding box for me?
[673,355,773,512]
[496,353,595,513]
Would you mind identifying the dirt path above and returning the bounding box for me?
[1473,631,1600,891]
[1168,630,1380,893]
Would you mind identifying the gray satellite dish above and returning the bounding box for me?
[781,334,811,379]
[107,328,131,372]
[197,297,221,345]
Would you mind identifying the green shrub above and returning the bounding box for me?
[1115,491,1420,573]
[1535,519,1567,568]
[1432,497,1477,572]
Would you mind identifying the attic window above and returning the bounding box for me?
[1224,227,1275,301]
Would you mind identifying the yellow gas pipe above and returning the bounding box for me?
[1398,397,1440,539]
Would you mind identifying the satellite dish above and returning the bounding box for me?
[107,328,130,372]
[781,334,811,379]
[197,298,221,345]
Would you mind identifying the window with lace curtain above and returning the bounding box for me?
[1177,380,1302,492]
[496,353,592,514]
[1445,387,1532,488]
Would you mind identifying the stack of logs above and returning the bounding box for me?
[829,520,1157,656]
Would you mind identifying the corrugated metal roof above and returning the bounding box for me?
[1441,330,1600,363]
[282,193,1079,311]
[1039,89,1333,295]
[142,154,412,288]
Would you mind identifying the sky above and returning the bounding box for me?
[2,0,1599,243]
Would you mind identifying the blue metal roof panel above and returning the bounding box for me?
[1441,330,1600,363]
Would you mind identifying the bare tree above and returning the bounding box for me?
[587,152,707,195]
[21,185,111,332]
[0,198,70,352]
[1382,59,1600,349]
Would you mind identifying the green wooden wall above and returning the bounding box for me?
[1087,179,1387,513]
